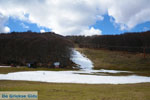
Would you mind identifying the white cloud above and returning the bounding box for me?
[107,0,150,30]
[0,0,150,35]
[0,14,10,33]
[80,27,102,36]
[4,27,10,33]
[40,29,45,33]
[0,0,105,35]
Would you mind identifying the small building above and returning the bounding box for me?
[54,62,60,68]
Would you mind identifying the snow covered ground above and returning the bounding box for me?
[0,66,11,68]
[71,49,93,70]
[0,49,150,84]
[0,70,150,84]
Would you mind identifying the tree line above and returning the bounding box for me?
[0,31,74,68]
[1,30,150,68]
[67,31,150,53]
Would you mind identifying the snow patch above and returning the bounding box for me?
[0,71,150,84]
[71,49,93,70]
[0,66,11,68]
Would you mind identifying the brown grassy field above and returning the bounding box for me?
[0,80,150,100]
[0,67,75,74]
[77,48,150,76]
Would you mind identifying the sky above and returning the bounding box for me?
[0,0,150,36]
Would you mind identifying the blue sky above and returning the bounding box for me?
[0,0,150,36]
[92,15,150,35]
[6,17,51,33]
[6,15,150,35]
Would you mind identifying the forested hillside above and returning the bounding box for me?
[67,31,150,53]
[0,32,73,68]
